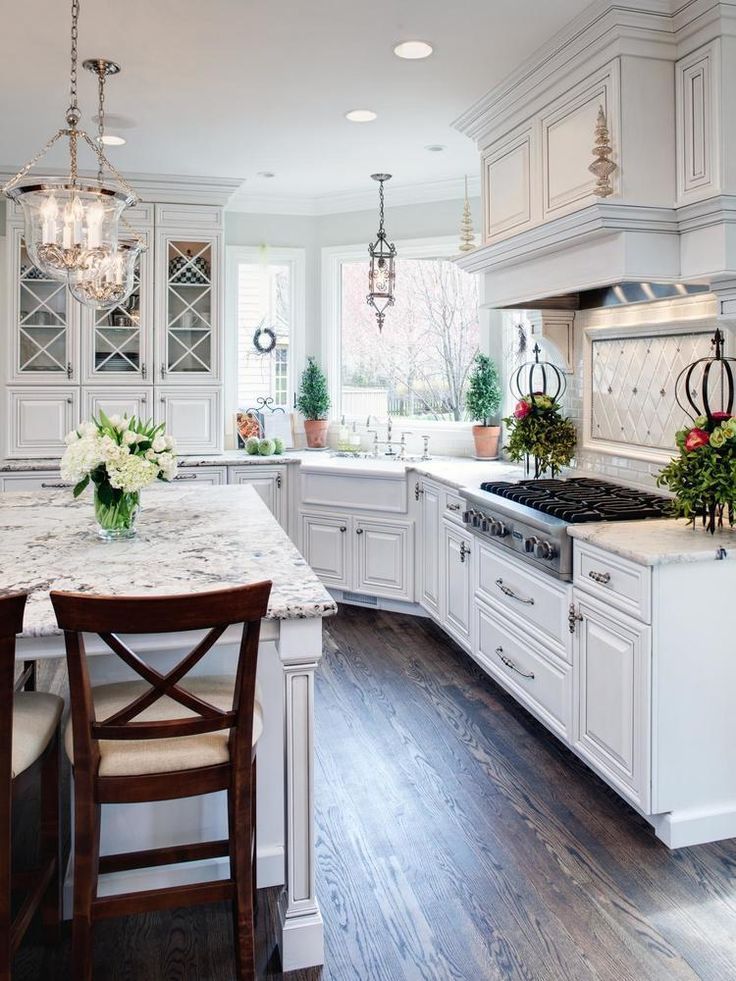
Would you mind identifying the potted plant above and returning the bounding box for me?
[657,413,736,533]
[297,356,331,449]
[466,353,502,459]
[504,393,576,478]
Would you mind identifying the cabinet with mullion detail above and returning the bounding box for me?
[7,223,79,385]
[155,212,222,385]
[80,227,154,386]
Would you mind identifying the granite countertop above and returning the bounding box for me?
[0,485,337,638]
[568,518,736,566]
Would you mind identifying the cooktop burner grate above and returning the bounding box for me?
[479,477,672,524]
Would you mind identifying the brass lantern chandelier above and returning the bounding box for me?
[2,0,139,288]
[367,173,396,331]
[68,58,145,310]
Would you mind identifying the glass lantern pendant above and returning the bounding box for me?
[367,173,396,332]
[67,59,146,310]
[1,0,138,286]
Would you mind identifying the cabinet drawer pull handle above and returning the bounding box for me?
[173,473,198,481]
[66,362,73,379]
[495,578,535,605]
[414,481,423,501]
[41,482,72,489]
[356,528,364,535]
[160,364,166,379]
[276,473,282,489]
[141,362,147,380]
[446,502,461,511]
[588,570,611,585]
[460,540,471,563]
[495,646,535,680]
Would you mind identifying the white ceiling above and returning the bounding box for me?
[1,0,592,211]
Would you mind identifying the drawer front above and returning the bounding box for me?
[171,467,228,486]
[476,542,571,659]
[443,488,465,525]
[0,472,68,492]
[476,600,571,739]
[574,542,651,622]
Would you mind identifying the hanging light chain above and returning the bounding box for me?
[377,177,386,237]
[96,66,106,184]
[66,0,81,128]
[2,130,67,194]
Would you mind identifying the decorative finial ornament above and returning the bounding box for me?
[588,105,617,198]
[458,175,476,253]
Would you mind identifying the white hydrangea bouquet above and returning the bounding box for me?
[61,412,178,540]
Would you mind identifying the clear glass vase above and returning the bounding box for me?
[93,486,140,541]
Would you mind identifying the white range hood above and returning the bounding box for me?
[454,0,736,315]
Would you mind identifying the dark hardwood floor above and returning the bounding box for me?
[12,605,736,980]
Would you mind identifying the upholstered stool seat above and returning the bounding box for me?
[64,677,263,777]
[13,692,64,779]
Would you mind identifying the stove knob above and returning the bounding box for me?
[479,516,491,533]
[462,509,473,525]
[534,540,556,561]
[492,520,508,538]
[524,536,539,554]
[472,512,483,528]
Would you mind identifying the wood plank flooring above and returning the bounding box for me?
[12,605,736,979]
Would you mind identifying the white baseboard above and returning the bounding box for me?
[650,803,736,848]
[278,894,325,972]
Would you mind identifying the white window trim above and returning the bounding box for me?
[321,236,485,429]
[225,245,306,443]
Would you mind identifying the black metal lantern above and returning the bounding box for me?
[675,328,735,423]
[367,173,396,332]
[510,342,566,403]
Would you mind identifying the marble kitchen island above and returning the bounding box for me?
[0,483,337,971]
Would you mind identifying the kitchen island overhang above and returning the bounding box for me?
[1,484,337,972]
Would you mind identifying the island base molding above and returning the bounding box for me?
[649,803,736,850]
[278,894,325,972]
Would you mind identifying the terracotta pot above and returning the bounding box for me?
[472,424,501,460]
[304,419,330,449]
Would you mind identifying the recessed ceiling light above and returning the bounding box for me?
[393,40,433,60]
[425,144,446,152]
[345,109,377,123]
[257,171,276,178]
[97,134,126,146]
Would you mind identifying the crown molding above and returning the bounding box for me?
[226,175,481,217]
[452,0,711,144]
[0,168,244,207]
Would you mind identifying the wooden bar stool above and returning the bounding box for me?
[0,592,63,981]
[51,581,272,981]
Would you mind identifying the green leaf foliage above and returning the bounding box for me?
[297,357,331,420]
[465,354,502,426]
[503,396,576,477]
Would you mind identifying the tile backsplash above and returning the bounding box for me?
[501,301,719,490]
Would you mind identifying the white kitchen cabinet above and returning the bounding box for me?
[417,479,442,618]
[0,471,66,492]
[6,223,79,386]
[5,387,79,458]
[354,518,413,601]
[230,466,287,527]
[572,591,651,811]
[82,387,153,424]
[155,210,222,386]
[300,513,350,589]
[443,520,473,651]
[155,387,223,455]
[482,123,537,240]
[676,41,720,204]
[80,228,155,386]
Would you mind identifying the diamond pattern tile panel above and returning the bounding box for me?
[591,332,717,451]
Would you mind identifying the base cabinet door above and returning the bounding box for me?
[443,522,473,650]
[230,466,287,526]
[419,480,442,618]
[6,387,79,458]
[573,593,651,810]
[82,387,152,423]
[354,519,413,601]
[155,387,222,454]
[300,513,350,589]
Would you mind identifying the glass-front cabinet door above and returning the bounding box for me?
[80,229,154,385]
[156,234,220,383]
[10,225,78,383]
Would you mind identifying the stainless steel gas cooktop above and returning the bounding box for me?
[460,477,672,581]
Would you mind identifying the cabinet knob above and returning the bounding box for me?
[66,397,73,404]
[340,526,346,533]
[141,362,147,380]
[66,362,73,379]
[160,364,166,379]
[356,528,364,535]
